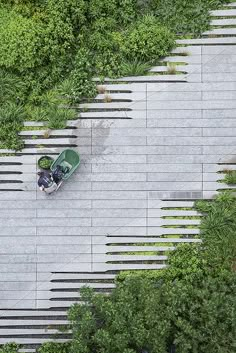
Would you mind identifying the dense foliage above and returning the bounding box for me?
[0,0,230,150]
[0,344,20,353]
[151,0,232,35]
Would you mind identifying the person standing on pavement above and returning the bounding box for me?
[37,171,57,193]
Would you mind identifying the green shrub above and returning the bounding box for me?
[68,49,97,102]
[0,343,20,353]
[121,15,175,62]
[67,270,236,353]
[117,243,202,282]
[196,194,236,271]
[84,29,123,78]
[120,59,151,76]
[38,342,71,353]
[117,269,165,282]
[87,0,136,28]
[45,106,75,129]
[223,170,236,185]
[44,0,87,30]
[0,8,46,71]
[115,0,137,26]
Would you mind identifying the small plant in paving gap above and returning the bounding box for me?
[179,50,190,56]
[43,129,52,139]
[222,170,236,185]
[104,94,112,103]
[167,64,177,74]
[97,85,106,94]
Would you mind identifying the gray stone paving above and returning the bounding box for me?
[1,3,236,321]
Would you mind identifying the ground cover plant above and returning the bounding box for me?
[151,0,232,35]
[0,0,231,150]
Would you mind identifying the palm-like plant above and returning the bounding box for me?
[223,171,236,185]
[0,70,26,104]
[46,106,75,129]
[0,102,25,150]
[121,59,151,76]
[0,102,26,124]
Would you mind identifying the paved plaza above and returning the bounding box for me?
[0,3,236,345]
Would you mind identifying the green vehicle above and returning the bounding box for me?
[37,149,80,194]
[50,148,80,181]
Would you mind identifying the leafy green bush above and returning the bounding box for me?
[67,269,236,353]
[38,342,70,353]
[117,268,165,282]
[87,0,136,28]
[44,0,87,30]
[63,48,97,103]
[0,8,46,71]
[117,243,203,282]
[45,106,75,129]
[121,15,175,62]
[0,343,20,353]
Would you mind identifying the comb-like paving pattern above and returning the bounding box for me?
[1,2,236,347]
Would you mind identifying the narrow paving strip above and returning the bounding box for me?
[1,2,236,346]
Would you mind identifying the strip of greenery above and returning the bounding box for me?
[22,126,47,131]
[161,207,194,210]
[218,188,236,192]
[162,216,201,219]
[161,225,199,228]
[109,250,169,253]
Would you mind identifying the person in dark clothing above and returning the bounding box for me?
[52,165,64,184]
[37,171,53,191]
